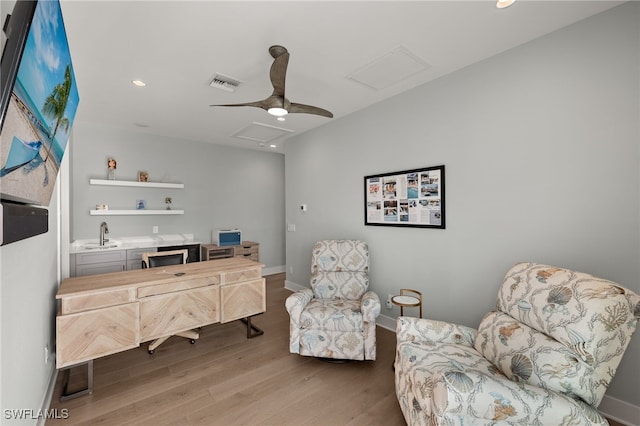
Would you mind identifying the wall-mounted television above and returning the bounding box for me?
[0,0,79,206]
[0,0,78,245]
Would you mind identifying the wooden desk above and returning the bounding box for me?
[56,258,265,371]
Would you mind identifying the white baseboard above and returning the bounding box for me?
[284,279,307,292]
[263,265,285,276]
[599,395,640,426]
[376,313,396,332]
[38,366,58,426]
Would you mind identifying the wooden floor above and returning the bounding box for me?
[47,273,406,426]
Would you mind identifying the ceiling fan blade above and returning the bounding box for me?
[211,45,332,120]
[289,102,333,118]
[270,51,289,97]
[210,100,269,111]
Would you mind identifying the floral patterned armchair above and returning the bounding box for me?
[285,240,381,360]
[395,262,640,425]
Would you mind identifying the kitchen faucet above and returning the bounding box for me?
[99,222,109,246]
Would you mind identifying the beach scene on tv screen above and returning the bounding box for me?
[0,0,79,206]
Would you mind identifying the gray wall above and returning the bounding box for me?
[0,180,60,425]
[70,122,285,269]
[285,2,639,408]
[0,0,59,422]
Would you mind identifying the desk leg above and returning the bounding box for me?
[60,359,93,401]
[239,315,264,339]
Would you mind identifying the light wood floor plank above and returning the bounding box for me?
[47,273,405,425]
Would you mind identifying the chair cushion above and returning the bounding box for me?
[474,311,593,403]
[396,335,608,426]
[311,240,369,272]
[311,271,369,300]
[492,262,640,406]
[299,299,363,332]
[396,340,503,417]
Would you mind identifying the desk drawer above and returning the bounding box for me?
[137,275,220,298]
[235,246,258,256]
[61,288,136,314]
[140,286,219,341]
[222,267,261,284]
[56,303,139,368]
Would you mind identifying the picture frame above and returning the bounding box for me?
[364,165,445,228]
[138,171,149,182]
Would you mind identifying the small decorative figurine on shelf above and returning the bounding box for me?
[107,158,117,180]
[165,197,172,210]
[138,171,149,182]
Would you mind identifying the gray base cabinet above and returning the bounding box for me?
[70,247,157,277]
[70,245,201,277]
[70,250,126,277]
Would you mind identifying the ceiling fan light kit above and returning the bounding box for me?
[211,45,333,119]
[268,107,288,117]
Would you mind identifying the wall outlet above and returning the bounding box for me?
[152,226,158,234]
[44,344,49,364]
[289,266,293,274]
[386,294,394,310]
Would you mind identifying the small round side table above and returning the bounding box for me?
[392,289,423,318]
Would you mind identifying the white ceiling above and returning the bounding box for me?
[59,0,623,154]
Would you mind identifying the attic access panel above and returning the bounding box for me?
[231,122,294,143]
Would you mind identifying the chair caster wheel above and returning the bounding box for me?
[190,339,196,344]
[148,349,155,355]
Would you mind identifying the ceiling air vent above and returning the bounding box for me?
[209,73,242,92]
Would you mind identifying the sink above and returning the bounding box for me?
[81,242,119,250]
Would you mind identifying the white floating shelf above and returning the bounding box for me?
[89,179,184,189]
[90,209,184,216]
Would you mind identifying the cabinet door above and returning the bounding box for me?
[75,262,126,276]
[71,250,126,276]
[220,278,266,323]
[56,303,139,368]
[139,286,219,341]
[126,247,156,270]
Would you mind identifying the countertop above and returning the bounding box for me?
[70,233,202,254]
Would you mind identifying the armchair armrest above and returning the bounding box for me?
[430,369,607,425]
[396,316,476,347]
[361,290,381,322]
[285,288,313,323]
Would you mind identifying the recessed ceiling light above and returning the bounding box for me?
[132,80,146,87]
[269,144,277,148]
[496,0,515,9]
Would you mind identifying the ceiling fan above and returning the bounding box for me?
[211,45,333,119]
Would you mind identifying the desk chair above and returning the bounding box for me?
[140,249,199,354]
[141,249,188,269]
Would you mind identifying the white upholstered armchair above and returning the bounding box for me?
[286,240,381,360]
[395,262,640,425]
